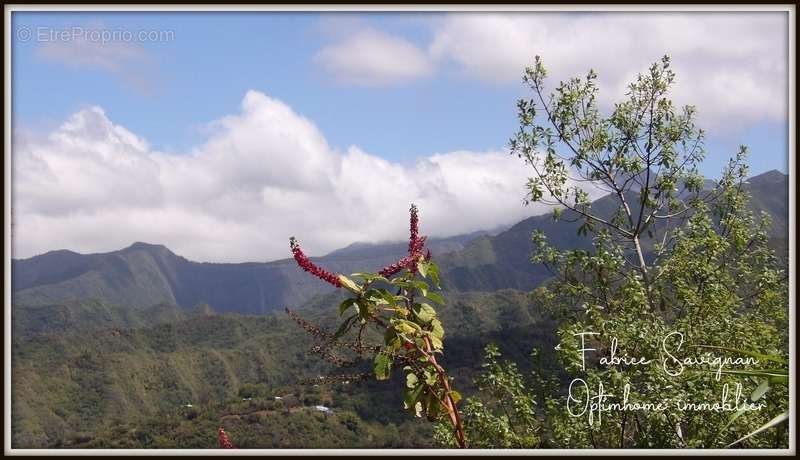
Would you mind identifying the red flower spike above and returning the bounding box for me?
[408,204,419,254]
[218,427,236,449]
[378,204,429,277]
[378,254,417,278]
[290,237,342,288]
[378,262,404,278]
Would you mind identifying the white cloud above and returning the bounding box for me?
[311,12,786,128]
[314,28,434,86]
[12,91,556,262]
[13,107,162,217]
[428,12,788,130]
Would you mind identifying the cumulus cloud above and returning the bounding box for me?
[314,28,434,86]
[428,12,788,130]
[12,91,559,262]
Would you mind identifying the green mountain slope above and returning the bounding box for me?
[11,289,557,448]
[11,171,786,317]
[12,236,487,315]
[437,170,789,291]
[12,300,202,337]
[13,171,785,317]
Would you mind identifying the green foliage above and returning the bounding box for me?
[61,399,433,449]
[495,55,789,449]
[711,351,789,448]
[12,285,559,449]
[10,308,438,449]
[434,345,545,448]
[237,383,269,399]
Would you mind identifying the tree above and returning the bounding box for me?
[510,55,712,301]
[449,56,788,448]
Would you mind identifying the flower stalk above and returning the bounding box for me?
[287,204,467,448]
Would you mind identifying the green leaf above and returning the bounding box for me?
[414,303,436,323]
[417,260,428,278]
[364,289,390,305]
[373,353,392,381]
[424,369,438,386]
[355,299,372,319]
[389,279,416,290]
[449,390,462,405]
[429,335,443,351]
[384,328,402,351]
[426,291,445,305]
[769,374,789,385]
[406,373,419,389]
[426,392,441,421]
[338,298,357,316]
[403,383,425,416]
[350,272,389,284]
[337,274,362,294]
[750,379,770,402]
[406,280,430,297]
[375,288,397,304]
[430,319,445,340]
[333,315,356,339]
[392,319,421,335]
[427,263,441,287]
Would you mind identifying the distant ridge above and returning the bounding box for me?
[12,233,488,314]
[12,170,788,314]
[436,169,788,291]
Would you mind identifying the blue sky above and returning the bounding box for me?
[14,13,514,164]
[11,10,790,261]
[13,11,788,172]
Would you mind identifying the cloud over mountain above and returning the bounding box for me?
[13,91,552,262]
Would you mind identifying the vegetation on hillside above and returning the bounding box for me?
[11,287,556,448]
[434,56,789,449]
[10,56,789,450]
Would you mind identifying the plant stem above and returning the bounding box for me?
[421,335,467,448]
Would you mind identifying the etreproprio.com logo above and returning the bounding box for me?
[16,26,175,43]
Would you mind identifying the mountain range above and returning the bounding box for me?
[9,169,789,448]
[12,170,788,318]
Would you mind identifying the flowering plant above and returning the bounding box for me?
[287,204,467,448]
